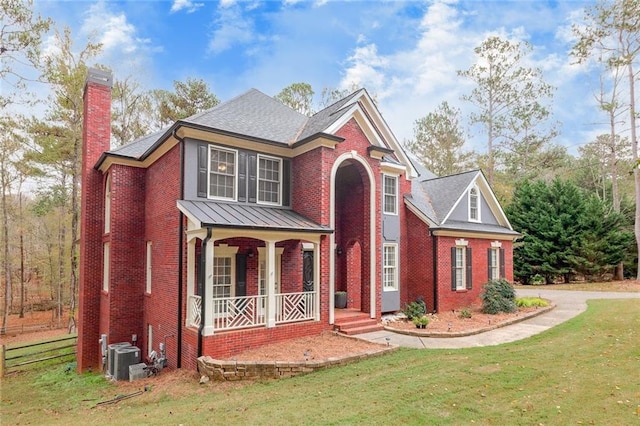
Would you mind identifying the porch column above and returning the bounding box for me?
[314,241,321,321]
[185,238,195,327]
[266,240,276,328]
[203,241,215,335]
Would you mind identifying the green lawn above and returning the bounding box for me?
[2,299,640,425]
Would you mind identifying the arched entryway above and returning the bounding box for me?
[330,153,376,321]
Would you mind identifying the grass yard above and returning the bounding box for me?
[2,299,640,425]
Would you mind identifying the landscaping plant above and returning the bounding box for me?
[480,279,516,314]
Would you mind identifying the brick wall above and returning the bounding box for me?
[143,144,182,367]
[405,210,435,311]
[436,236,514,312]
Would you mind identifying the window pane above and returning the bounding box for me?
[383,245,397,290]
[383,176,397,214]
[258,156,281,204]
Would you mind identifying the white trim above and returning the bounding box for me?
[491,241,502,248]
[256,153,282,206]
[104,174,111,234]
[207,145,238,202]
[330,151,377,322]
[455,238,468,246]
[382,174,398,216]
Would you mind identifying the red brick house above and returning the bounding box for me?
[78,68,519,372]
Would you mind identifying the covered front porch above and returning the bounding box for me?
[178,200,332,336]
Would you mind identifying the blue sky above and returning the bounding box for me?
[28,0,615,155]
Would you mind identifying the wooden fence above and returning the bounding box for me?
[1,334,77,377]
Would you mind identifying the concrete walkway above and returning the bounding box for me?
[358,289,640,349]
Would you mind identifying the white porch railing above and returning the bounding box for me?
[188,291,317,332]
[212,295,267,330]
[188,295,202,328]
[276,291,316,324]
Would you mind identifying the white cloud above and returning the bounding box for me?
[207,3,256,54]
[170,0,204,14]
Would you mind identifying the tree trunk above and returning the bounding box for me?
[1,168,11,334]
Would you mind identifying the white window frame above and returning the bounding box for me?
[383,243,399,292]
[257,154,282,206]
[103,242,110,292]
[454,246,466,290]
[212,244,238,299]
[208,146,238,201]
[104,174,111,234]
[146,241,152,294]
[383,174,398,215]
[489,247,500,281]
[469,186,481,222]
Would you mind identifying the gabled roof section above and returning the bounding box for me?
[406,169,516,235]
[108,128,171,160]
[183,89,308,144]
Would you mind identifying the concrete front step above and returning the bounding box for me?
[339,323,385,335]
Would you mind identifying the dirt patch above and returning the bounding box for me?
[227,331,388,362]
[1,308,71,346]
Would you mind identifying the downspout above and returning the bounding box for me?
[197,227,212,358]
[432,234,438,313]
[175,128,185,368]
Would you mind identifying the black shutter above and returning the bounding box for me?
[487,248,492,281]
[248,153,257,203]
[282,159,291,207]
[451,247,456,291]
[197,144,208,198]
[466,247,473,290]
[500,248,506,279]
[238,151,247,202]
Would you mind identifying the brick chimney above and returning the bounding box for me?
[78,68,112,372]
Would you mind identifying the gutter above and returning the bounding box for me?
[197,227,212,358]
[175,129,185,368]
[432,234,438,313]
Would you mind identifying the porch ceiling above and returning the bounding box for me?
[177,200,332,233]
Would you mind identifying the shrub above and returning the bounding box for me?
[412,315,429,326]
[481,279,516,314]
[516,297,549,308]
[458,307,472,319]
[402,300,426,320]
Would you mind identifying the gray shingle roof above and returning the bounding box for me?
[421,170,478,222]
[297,89,364,141]
[109,128,170,159]
[177,200,332,233]
[182,89,308,144]
[435,220,520,236]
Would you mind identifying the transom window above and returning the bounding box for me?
[383,175,398,215]
[383,244,398,291]
[469,186,480,222]
[258,155,281,205]
[209,147,236,200]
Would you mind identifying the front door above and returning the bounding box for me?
[302,250,314,292]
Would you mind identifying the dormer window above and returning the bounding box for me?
[209,147,237,200]
[469,186,480,222]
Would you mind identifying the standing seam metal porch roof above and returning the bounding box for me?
[177,200,332,233]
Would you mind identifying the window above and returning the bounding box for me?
[488,248,499,281]
[146,242,152,294]
[383,175,398,215]
[488,245,505,281]
[258,155,281,205]
[451,245,472,291]
[103,242,110,292]
[104,174,111,234]
[212,257,233,299]
[469,186,480,222]
[209,147,236,200]
[383,244,398,291]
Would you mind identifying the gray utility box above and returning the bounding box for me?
[107,342,131,378]
[129,363,148,382]
[113,346,141,381]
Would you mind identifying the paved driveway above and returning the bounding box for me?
[358,289,640,349]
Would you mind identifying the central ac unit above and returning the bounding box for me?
[106,342,130,377]
[114,346,141,381]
